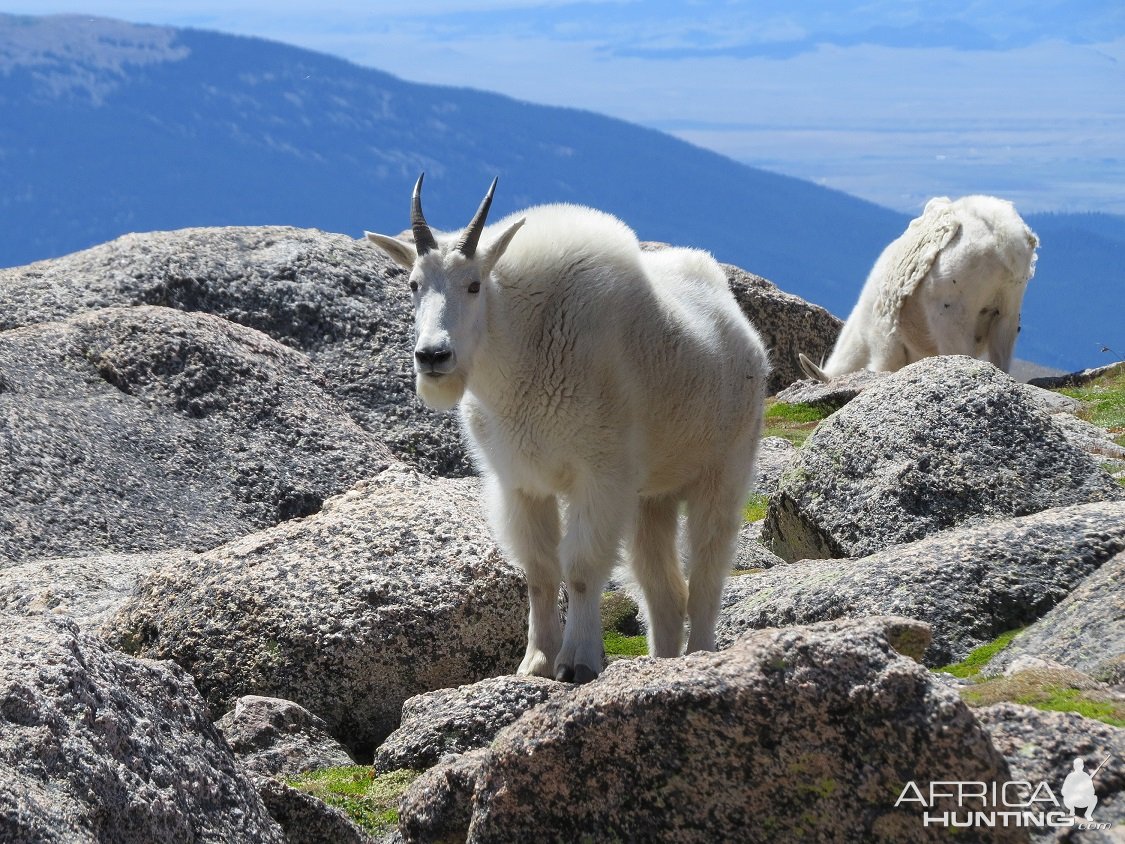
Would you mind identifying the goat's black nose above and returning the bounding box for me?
[415,346,453,368]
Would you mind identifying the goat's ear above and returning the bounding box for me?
[480,218,525,275]
[365,232,418,270]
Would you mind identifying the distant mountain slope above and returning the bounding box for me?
[0,14,1120,371]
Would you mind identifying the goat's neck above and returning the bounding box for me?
[463,287,533,415]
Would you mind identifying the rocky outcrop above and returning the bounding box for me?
[0,227,839,481]
[102,465,528,754]
[978,703,1125,842]
[398,617,1020,844]
[0,612,284,843]
[722,263,842,394]
[762,356,1123,562]
[216,695,355,777]
[0,305,393,563]
[719,501,1125,666]
[373,675,571,774]
[0,226,470,475]
[982,551,1125,685]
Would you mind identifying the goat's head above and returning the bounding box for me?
[366,174,524,411]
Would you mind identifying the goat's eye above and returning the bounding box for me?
[409,280,418,293]
[468,281,481,294]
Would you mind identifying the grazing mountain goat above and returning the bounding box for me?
[799,195,1038,381]
[366,176,768,683]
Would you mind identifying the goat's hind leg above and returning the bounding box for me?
[684,472,750,653]
[630,495,687,657]
[491,484,563,677]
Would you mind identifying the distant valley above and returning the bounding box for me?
[1,14,1121,371]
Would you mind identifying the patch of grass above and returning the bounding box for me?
[285,767,420,835]
[959,670,1125,728]
[604,631,648,658]
[743,493,769,522]
[763,400,833,447]
[1056,364,1125,438]
[766,401,834,424]
[937,628,1024,678]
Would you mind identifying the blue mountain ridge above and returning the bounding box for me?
[1,15,1120,371]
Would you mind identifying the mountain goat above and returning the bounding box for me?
[366,175,768,683]
[800,195,1038,381]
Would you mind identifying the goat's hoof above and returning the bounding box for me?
[555,663,599,684]
[572,663,599,684]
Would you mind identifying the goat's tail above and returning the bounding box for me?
[798,352,831,383]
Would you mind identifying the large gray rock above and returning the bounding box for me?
[763,356,1124,562]
[373,675,570,774]
[102,465,528,754]
[215,695,355,777]
[398,617,1021,844]
[977,703,1125,842]
[0,226,471,475]
[982,551,1125,685]
[0,305,394,564]
[722,262,842,394]
[719,502,1125,666]
[0,612,285,843]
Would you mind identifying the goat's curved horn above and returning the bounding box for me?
[411,173,438,255]
[457,177,498,258]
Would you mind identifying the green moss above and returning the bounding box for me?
[603,631,648,657]
[959,670,1125,728]
[1026,688,1125,726]
[937,628,1023,678]
[285,767,421,835]
[797,777,839,799]
[743,493,770,522]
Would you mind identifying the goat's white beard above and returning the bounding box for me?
[416,370,468,412]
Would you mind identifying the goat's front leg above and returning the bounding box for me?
[555,483,631,683]
[490,483,563,677]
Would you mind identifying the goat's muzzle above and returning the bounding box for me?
[415,344,456,375]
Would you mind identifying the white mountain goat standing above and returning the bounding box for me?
[799,195,1038,380]
[366,175,768,682]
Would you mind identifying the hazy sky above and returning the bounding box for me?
[6,1,1124,213]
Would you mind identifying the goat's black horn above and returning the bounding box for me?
[457,177,498,258]
[411,173,438,255]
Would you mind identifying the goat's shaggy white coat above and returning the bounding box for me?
[802,195,1038,380]
[368,197,768,682]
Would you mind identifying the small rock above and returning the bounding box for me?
[216,696,355,777]
[372,675,571,774]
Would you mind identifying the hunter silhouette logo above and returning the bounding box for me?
[1062,756,1110,821]
[895,754,1114,831]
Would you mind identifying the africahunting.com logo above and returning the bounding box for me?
[895,755,1113,831]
